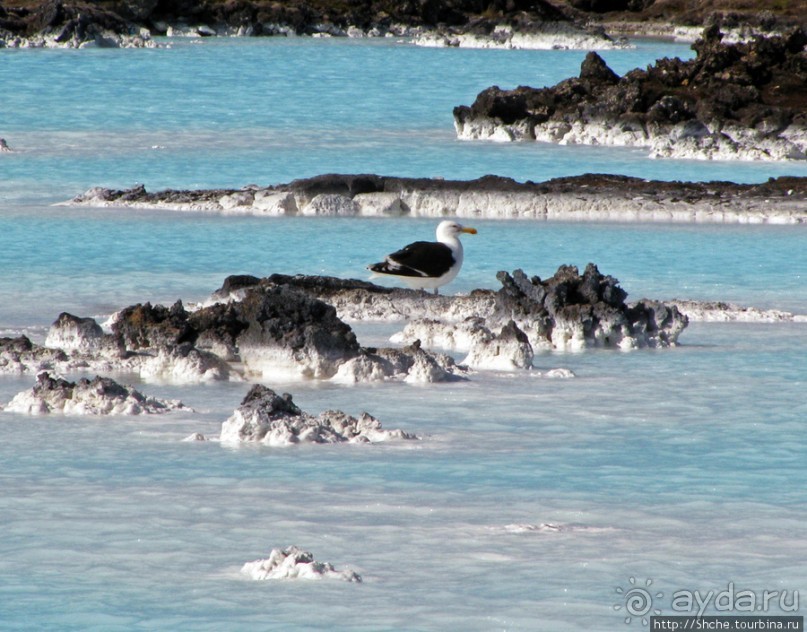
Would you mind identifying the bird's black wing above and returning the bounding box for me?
[369,241,455,278]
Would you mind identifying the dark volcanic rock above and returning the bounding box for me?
[454,28,807,160]
[0,0,155,47]
[495,264,687,349]
[218,267,688,352]
[113,300,195,350]
[233,284,361,378]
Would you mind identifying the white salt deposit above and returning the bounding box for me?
[300,193,360,216]
[456,115,807,164]
[671,300,801,323]
[414,23,628,50]
[66,184,807,224]
[461,323,534,371]
[241,546,361,582]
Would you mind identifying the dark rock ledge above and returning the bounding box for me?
[1,265,686,383]
[67,173,807,224]
[0,0,619,49]
[454,27,807,161]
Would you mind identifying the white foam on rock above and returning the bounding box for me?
[241,546,362,582]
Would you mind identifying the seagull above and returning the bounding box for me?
[368,220,477,294]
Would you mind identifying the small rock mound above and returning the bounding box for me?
[454,27,807,160]
[4,371,188,415]
[241,545,361,582]
[220,384,417,446]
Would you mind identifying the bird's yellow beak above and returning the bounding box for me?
[462,226,478,235]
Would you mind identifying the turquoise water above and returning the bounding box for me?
[1,36,806,631]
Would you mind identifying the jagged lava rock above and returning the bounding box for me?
[454,27,807,160]
[5,371,188,415]
[220,384,416,446]
[233,267,687,352]
[495,264,688,350]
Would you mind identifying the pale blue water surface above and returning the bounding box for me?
[1,36,806,631]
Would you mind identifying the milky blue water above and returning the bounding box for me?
[1,36,806,631]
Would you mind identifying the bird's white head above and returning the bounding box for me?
[436,220,477,243]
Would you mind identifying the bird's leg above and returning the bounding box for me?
[433,288,439,296]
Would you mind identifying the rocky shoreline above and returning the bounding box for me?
[2,0,805,50]
[454,27,807,161]
[67,173,807,224]
[0,0,621,49]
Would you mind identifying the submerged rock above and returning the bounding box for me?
[241,545,361,582]
[4,371,188,415]
[454,28,807,161]
[220,384,416,446]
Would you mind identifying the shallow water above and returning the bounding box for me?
[1,36,806,631]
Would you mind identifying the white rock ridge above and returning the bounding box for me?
[65,175,807,224]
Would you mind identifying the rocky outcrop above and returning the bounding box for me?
[454,27,807,161]
[3,370,188,415]
[494,265,687,350]
[45,312,124,356]
[27,282,466,383]
[411,5,624,50]
[0,0,617,48]
[66,174,807,224]
[241,545,361,582]
[220,384,416,446]
[0,0,156,48]
[3,0,805,48]
[0,335,74,374]
[214,265,688,353]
